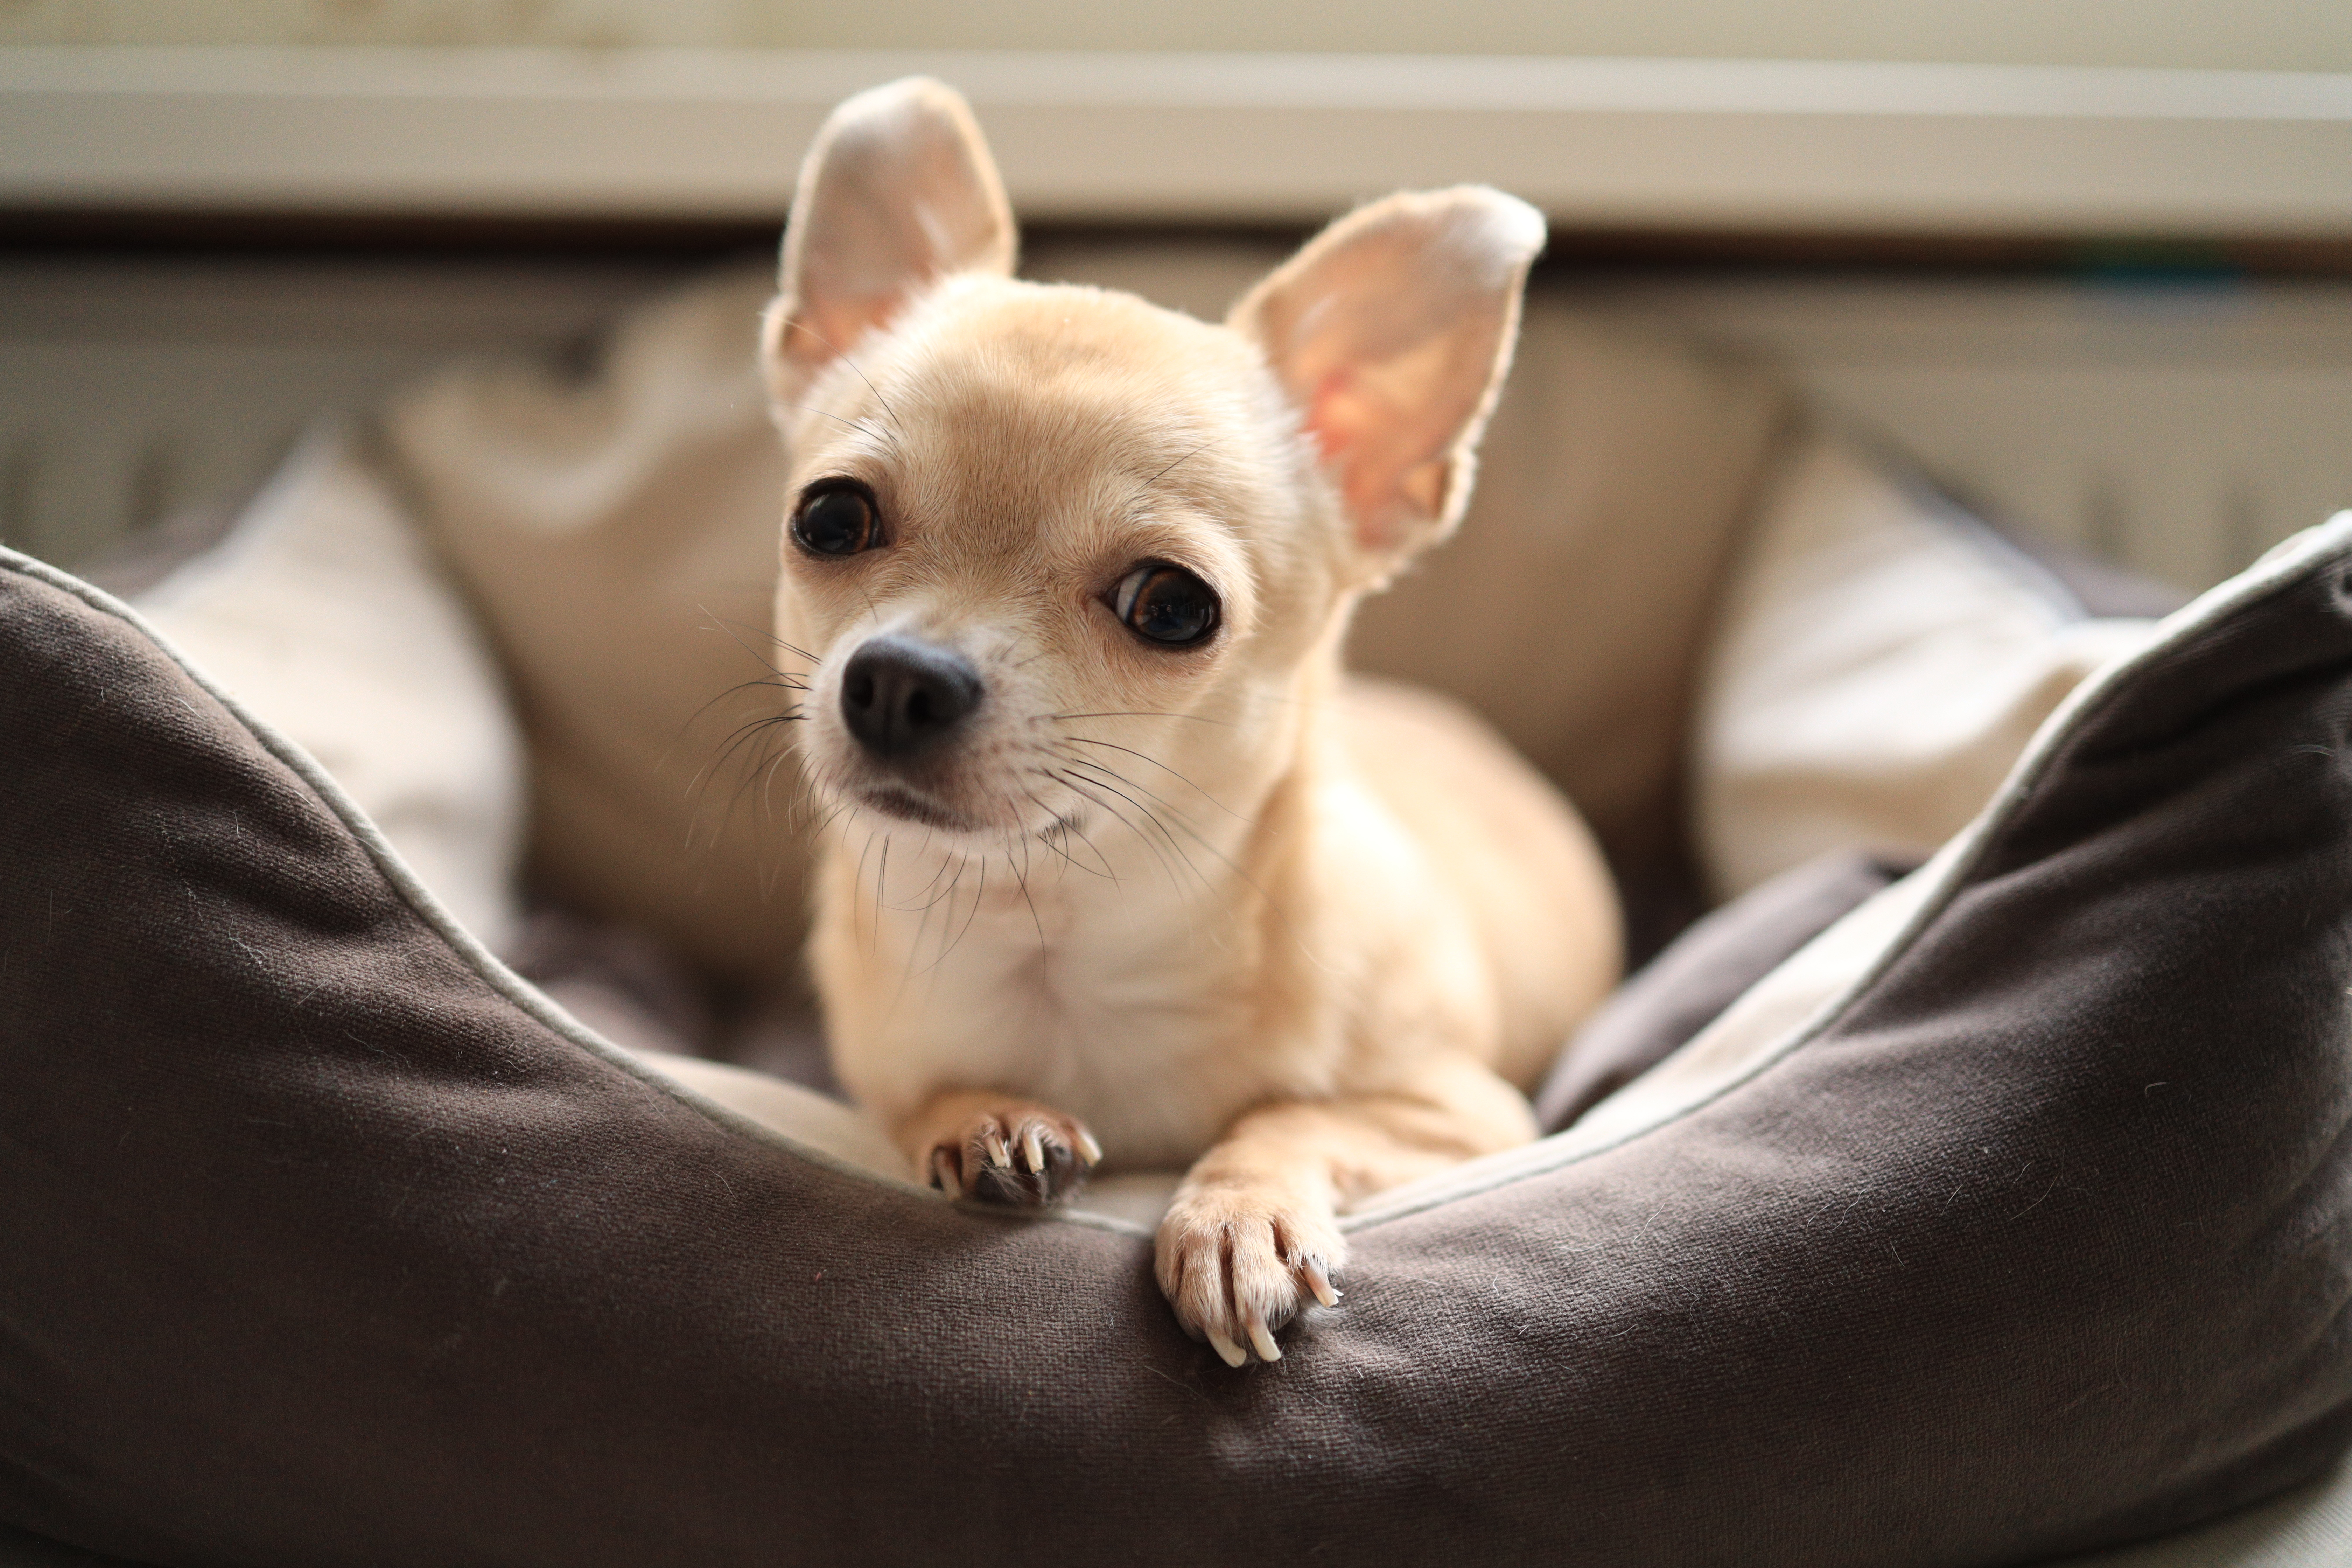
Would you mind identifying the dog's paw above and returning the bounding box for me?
[927,1105,1101,1207]
[1154,1187,1345,1367]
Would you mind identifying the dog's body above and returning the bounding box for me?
[765,80,1620,1365]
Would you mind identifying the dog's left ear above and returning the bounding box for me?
[1230,188,1544,579]
[763,77,1016,406]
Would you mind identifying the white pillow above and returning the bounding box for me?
[133,427,527,951]
[1692,429,2157,901]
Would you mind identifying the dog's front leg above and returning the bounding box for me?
[1156,1053,1538,1366]
[899,1087,1102,1207]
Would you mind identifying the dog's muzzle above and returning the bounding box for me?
[839,634,983,763]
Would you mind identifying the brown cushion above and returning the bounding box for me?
[6,478,2350,1563]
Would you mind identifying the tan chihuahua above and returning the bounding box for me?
[763,79,1620,1366]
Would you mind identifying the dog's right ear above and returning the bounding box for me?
[1230,188,1544,585]
[762,77,1015,406]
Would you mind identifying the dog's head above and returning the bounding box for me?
[763,78,1542,847]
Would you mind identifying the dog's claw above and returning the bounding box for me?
[1157,1188,1346,1369]
[1075,1128,1103,1166]
[929,1106,1096,1208]
[1303,1259,1340,1308]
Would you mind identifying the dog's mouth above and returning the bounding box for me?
[1036,806,1088,840]
[859,785,979,832]
[854,782,1087,842]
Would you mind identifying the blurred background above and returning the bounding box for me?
[2,1,2349,590]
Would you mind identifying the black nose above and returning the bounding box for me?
[839,635,983,761]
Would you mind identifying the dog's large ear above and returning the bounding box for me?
[1230,188,1545,578]
[761,77,1015,405]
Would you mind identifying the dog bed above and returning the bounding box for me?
[4,260,2349,1566]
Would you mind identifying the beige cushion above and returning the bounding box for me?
[380,273,809,987]
[1351,298,1790,880]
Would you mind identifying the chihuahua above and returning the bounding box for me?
[762,79,1620,1367]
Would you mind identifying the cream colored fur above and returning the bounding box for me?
[763,79,1620,1366]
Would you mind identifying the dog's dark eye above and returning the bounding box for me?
[792,482,881,558]
[1113,563,1220,648]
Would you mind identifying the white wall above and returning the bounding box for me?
[4,0,2348,74]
